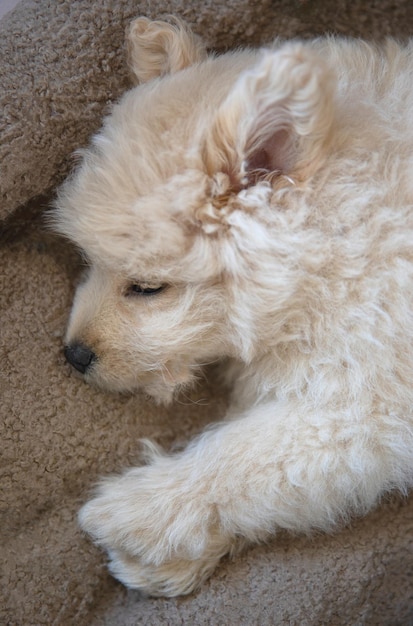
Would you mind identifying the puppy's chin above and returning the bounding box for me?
[142,385,176,406]
[82,367,184,406]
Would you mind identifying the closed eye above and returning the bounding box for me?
[126,283,165,296]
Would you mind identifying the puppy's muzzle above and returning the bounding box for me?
[64,342,96,374]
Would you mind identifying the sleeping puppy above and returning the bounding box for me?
[54,17,413,596]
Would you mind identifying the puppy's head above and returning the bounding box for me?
[54,17,335,402]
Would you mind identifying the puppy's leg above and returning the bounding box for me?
[79,401,411,596]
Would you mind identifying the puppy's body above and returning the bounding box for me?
[55,19,413,596]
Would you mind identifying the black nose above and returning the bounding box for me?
[64,343,96,374]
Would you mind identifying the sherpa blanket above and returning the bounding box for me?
[1,1,413,624]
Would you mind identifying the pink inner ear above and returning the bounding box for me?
[247,128,295,177]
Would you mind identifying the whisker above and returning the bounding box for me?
[175,392,209,407]
[189,358,220,368]
[159,363,172,386]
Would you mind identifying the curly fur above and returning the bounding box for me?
[53,17,413,596]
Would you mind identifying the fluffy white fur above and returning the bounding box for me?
[54,17,413,597]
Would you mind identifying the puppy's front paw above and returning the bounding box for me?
[106,547,222,597]
[79,455,231,596]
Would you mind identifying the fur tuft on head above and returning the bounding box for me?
[127,16,208,84]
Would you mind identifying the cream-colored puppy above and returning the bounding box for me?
[54,18,413,596]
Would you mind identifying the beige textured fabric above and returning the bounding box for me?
[1,1,413,624]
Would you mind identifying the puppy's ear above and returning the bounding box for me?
[127,17,208,84]
[202,44,335,188]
